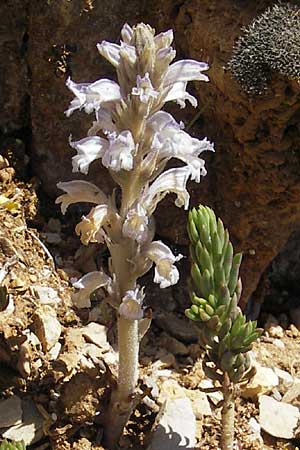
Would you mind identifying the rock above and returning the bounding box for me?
[273,367,294,389]
[259,394,300,439]
[2,398,44,445]
[80,322,109,349]
[265,314,279,329]
[241,364,279,399]
[0,395,22,428]
[286,324,299,338]
[248,417,263,444]
[267,325,284,339]
[42,232,62,245]
[272,338,285,350]
[185,389,212,418]
[282,379,300,405]
[49,342,62,360]
[198,379,223,405]
[154,312,199,343]
[160,333,189,356]
[148,397,196,449]
[34,286,60,305]
[290,306,300,329]
[33,305,62,352]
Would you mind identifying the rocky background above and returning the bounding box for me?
[2,0,300,315]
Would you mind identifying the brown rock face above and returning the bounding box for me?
[28,0,143,195]
[157,0,300,307]
[3,0,300,308]
[0,1,29,131]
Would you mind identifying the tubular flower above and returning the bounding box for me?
[72,271,111,308]
[144,240,183,288]
[118,287,145,320]
[56,181,107,214]
[59,22,212,310]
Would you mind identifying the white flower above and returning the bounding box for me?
[102,130,135,171]
[154,29,174,50]
[142,166,192,215]
[118,287,144,320]
[121,23,133,44]
[164,60,209,85]
[132,73,159,103]
[56,180,107,214]
[72,271,111,308]
[65,77,121,117]
[122,205,149,243]
[97,40,136,68]
[70,136,108,174]
[160,59,209,108]
[75,204,111,245]
[144,241,183,288]
[88,108,117,136]
[148,111,214,182]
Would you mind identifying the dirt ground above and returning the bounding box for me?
[0,159,300,450]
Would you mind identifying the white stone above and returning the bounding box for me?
[267,325,284,339]
[272,338,285,350]
[80,322,109,349]
[33,286,60,305]
[185,389,212,418]
[199,379,223,405]
[241,364,279,399]
[273,367,294,388]
[2,399,44,445]
[33,305,62,352]
[148,397,196,449]
[259,395,300,439]
[49,342,62,360]
[0,396,22,428]
[282,379,300,404]
[248,417,263,443]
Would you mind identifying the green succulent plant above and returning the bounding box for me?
[186,205,263,450]
[0,440,26,450]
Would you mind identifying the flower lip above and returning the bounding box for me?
[118,287,145,320]
[72,271,111,308]
[56,180,107,214]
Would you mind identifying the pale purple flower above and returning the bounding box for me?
[131,73,159,103]
[56,180,107,214]
[119,287,144,320]
[144,241,183,288]
[65,77,121,117]
[102,130,136,171]
[70,136,108,174]
[122,205,149,243]
[75,204,111,245]
[72,271,111,308]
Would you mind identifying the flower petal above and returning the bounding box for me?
[56,180,107,214]
[145,240,182,288]
[118,287,144,320]
[147,111,184,132]
[97,41,121,67]
[103,130,135,171]
[65,77,121,116]
[163,81,198,108]
[122,205,149,243]
[142,166,192,215]
[121,23,134,44]
[72,271,111,308]
[70,136,108,174]
[131,73,158,103]
[164,59,209,86]
[75,204,110,245]
[154,29,174,50]
[88,108,117,136]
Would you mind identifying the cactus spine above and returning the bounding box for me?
[186,205,262,450]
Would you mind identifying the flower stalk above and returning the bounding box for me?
[57,23,214,448]
[186,205,263,450]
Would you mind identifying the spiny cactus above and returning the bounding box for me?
[0,440,26,450]
[228,2,300,94]
[186,205,263,450]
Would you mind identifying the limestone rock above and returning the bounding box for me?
[0,395,22,428]
[2,398,44,445]
[241,364,279,399]
[282,379,300,406]
[259,394,300,439]
[185,389,212,418]
[34,286,60,305]
[154,312,199,343]
[80,322,109,349]
[33,305,62,352]
[148,396,196,449]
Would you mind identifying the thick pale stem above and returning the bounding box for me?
[118,315,139,399]
[221,373,235,450]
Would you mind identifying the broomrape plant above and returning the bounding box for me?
[56,23,214,448]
